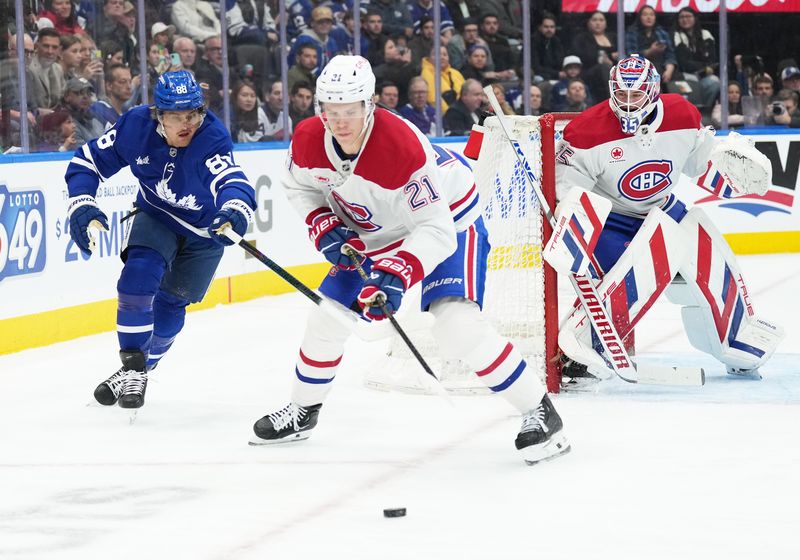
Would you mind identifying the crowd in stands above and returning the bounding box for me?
[2,0,800,152]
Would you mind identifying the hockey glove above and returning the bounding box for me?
[208,200,253,246]
[308,211,366,269]
[708,131,772,197]
[68,195,109,255]
[357,256,414,321]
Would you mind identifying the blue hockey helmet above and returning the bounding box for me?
[154,70,204,112]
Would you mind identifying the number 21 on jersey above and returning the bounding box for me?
[404,176,439,210]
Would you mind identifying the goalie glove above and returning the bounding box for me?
[709,131,772,197]
[543,187,612,278]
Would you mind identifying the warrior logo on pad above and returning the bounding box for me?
[618,160,673,201]
[331,192,382,232]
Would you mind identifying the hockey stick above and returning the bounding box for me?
[343,247,442,385]
[219,227,433,342]
[483,87,704,386]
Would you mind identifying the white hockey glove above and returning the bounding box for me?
[543,187,612,278]
[709,131,772,197]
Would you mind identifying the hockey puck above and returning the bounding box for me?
[383,508,406,518]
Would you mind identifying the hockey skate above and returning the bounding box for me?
[726,366,762,380]
[117,350,148,409]
[515,395,571,465]
[559,355,601,392]
[93,368,129,406]
[249,403,322,445]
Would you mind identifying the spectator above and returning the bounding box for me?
[288,44,319,94]
[444,78,485,135]
[369,0,413,38]
[363,10,389,67]
[625,5,676,86]
[231,80,270,142]
[171,0,221,43]
[490,82,515,115]
[38,0,85,36]
[477,0,523,40]
[116,1,138,69]
[408,16,435,65]
[38,110,78,152]
[289,7,340,79]
[768,88,799,126]
[516,84,545,115]
[410,0,454,35]
[754,73,775,101]
[399,76,438,136]
[91,64,132,128]
[224,0,276,46]
[99,40,125,69]
[479,13,514,73]
[377,81,400,112]
[531,12,564,81]
[289,81,315,129]
[780,65,800,93]
[711,81,746,129]
[56,77,105,146]
[261,80,291,141]
[672,7,720,108]
[557,78,588,112]
[330,11,369,55]
[460,44,491,84]
[449,18,494,72]
[550,56,593,110]
[172,36,198,71]
[29,27,64,111]
[130,41,171,106]
[374,36,418,105]
[421,45,465,112]
[195,35,224,113]
[151,22,175,58]
[571,11,617,102]
[443,0,481,32]
[0,33,39,141]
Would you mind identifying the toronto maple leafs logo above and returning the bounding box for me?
[154,162,201,211]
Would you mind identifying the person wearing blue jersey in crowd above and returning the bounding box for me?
[65,70,256,409]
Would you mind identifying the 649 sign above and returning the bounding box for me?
[0,184,46,282]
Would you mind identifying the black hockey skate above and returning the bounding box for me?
[93,368,129,405]
[515,395,571,465]
[117,350,148,409]
[560,354,601,392]
[250,403,322,445]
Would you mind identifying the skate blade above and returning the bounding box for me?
[248,431,312,446]
[128,409,138,425]
[521,433,571,466]
[727,370,762,380]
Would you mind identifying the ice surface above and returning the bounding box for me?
[1,254,798,559]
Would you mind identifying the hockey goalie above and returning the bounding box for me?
[546,55,784,385]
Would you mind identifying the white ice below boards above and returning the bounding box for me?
[0,253,798,559]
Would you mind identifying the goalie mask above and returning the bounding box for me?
[609,55,660,135]
[315,55,376,134]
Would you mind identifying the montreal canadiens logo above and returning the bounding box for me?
[331,191,382,232]
[618,160,673,201]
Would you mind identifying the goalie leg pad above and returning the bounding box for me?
[291,304,352,407]
[430,297,546,412]
[559,207,689,373]
[675,206,784,370]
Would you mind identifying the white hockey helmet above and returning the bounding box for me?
[315,55,376,118]
[608,55,661,134]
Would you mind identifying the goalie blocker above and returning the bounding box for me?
[559,199,783,380]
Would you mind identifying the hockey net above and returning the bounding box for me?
[364,114,573,395]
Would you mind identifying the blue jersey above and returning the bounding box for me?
[66,106,256,240]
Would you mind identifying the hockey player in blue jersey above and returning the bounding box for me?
[65,70,256,409]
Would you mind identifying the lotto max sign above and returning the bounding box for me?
[0,184,46,282]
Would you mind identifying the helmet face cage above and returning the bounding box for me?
[608,56,660,134]
[315,55,376,133]
[154,70,205,113]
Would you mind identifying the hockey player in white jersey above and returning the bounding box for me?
[66,71,256,409]
[547,55,783,383]
[250,55,569,465]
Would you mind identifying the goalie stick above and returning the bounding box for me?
[483,87,704,387]
[219,227,433,342]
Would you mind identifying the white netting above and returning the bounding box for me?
[364,116,551,395]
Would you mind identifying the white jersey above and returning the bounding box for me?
[556,94,715,218]
[283,108,481,278]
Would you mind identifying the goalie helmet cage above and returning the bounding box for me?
[364,113,576,395]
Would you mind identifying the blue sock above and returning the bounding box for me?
[147,290,189,370]
[116,247,167,359]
